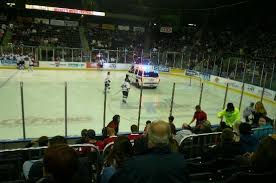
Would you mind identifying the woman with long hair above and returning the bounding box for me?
[252,101,267,127]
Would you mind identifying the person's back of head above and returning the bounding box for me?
[239,122,252,135]
[43,144,78,183]
[147,120,171,148]
[81,129,88,138]
[221,128,234,143]
[168,116,174,123]
[38,136,49,147]
[107,136,133,168]
[86,129,96,140]
[112,115,120,124]
[130,124,139,134]
[49,136,67,146]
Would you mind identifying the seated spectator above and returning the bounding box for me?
[109,120,190,183]
[189,105,207,127]
[24,136,67,182]
[107,115,120,134]
[103,128,117,147]
[168,116,176,135]
[101,136,133,183]
[252,101,268,128]
[37,144,78,183]
[225,135,276,182]
[239,123,259,153]
[202,128,241,161]
[79,129,104,152]
[253,117,273,140]
[25,136,48,148]
[128,124,142,141]
[75,129,87,144]
[193,120,212,134]
[217,103,240,127]
[175,123,193,145]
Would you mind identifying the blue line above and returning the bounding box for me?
[0,70,19,89]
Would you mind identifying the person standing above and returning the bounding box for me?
[28,57,34,72]
[243,102,255,123]
[217,103,240,128]
[104,71,111,93]
[121,76,130,103]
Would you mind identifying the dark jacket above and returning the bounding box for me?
[240,134,259,153]
[109,146,190,183]
[202,141,242,161]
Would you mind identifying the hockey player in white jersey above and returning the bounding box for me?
[104,71,111,92]
[121,75,130,103]
[28,57,34,72]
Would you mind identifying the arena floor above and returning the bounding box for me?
[0,69,275,140]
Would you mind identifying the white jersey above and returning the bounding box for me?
[121,81,130,92]
[105,75,111,85]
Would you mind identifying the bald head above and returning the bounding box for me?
[148,120,171,148]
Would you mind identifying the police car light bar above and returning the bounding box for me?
[25,4,106,17]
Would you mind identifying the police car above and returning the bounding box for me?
[128,64,160,88]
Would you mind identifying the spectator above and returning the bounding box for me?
[189,105,207,127]
[24,136,67,182]
[168,116,176,135]
[243,102,255,123]
[175,123,193,145]
[226,135,276,182]
[75,129,87,144]
[107,115,120,134]
[202,128,241,161]
[252,101,267,128]
[217,103,240,127]
[83,129,104,151]
[38,144,78,183]
[25,136,48,148]
[239,122,259,153]
[101,136,133,183]
[109,120,190,183]
[128,124,142,141]
[253,117,273,140]
[103,128,117,146]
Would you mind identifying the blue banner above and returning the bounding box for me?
[0,59,17,66]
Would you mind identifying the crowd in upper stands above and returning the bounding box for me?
[0,100,269,183]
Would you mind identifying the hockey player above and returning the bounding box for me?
[19,54,25,70]
[28,57,34,72]
[121,76,130,103]
[104,71,111,93]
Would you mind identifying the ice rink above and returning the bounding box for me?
[0,69,275,140]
